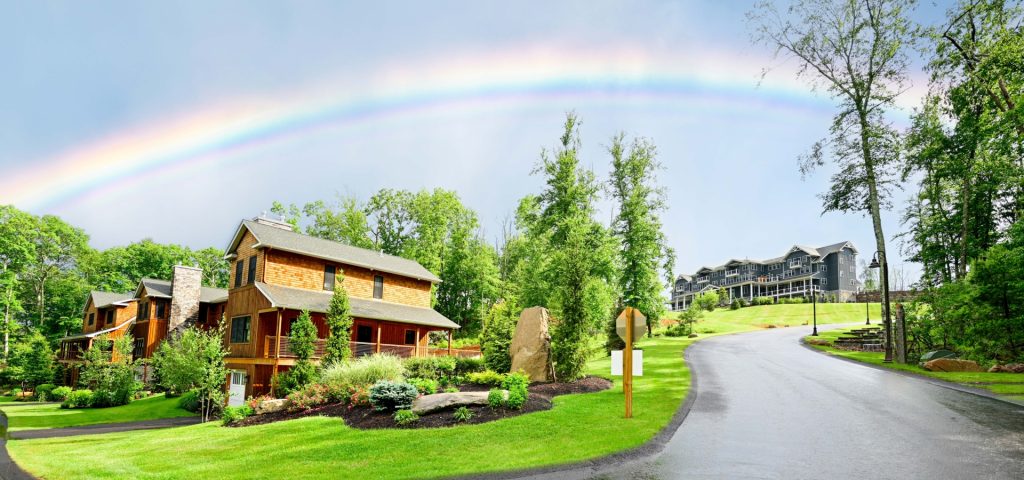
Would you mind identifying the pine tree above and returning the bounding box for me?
[324,281,353,364]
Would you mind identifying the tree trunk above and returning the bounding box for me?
[859,109,896,363]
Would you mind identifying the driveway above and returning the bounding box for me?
[523,324,1024,479]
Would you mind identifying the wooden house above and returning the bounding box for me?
[221,216,461,403]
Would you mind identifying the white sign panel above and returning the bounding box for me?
[610,350,643,376]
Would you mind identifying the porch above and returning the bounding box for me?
[263,337,480,359]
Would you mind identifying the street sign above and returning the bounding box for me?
[611,350,643,376]
[616,308,647,341]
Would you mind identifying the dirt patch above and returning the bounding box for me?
[232,375,612,429]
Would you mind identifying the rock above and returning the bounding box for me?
[920,350,957,363]
[510,307,554,382]
[687,333,698,338]
[411,391,507,415]
[805,337,831,346]
[988,363,1024,373]
[254,398,290,415]
[922,358,982,372]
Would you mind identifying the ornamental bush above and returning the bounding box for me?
[480,301,518,373]
[453,406,473,423]
[487,388,505,409]
[321,354,404,387]
[394,409,419,426]
[35,383,55,401]
[221,405,253,426]
[287,383,330,411]
[454,357,486,376]
[178,390,201,412]
[466,370,506,386]
[501,372,529,410]
[407,377,437,395]
[754,296,774,306]
[368,380,418,412]
[61,389,94,409]
[403,356,456,382]
[50,386,72,402]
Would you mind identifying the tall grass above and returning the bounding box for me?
[321,354,405,387]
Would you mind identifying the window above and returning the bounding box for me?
[247,256,257,285]
[404,329,416,345]
[157,302,166,319]
[106,310,114,325]
[139,302,148,320]
[234,260,243,288]
[324,265,336,291]
[133,338,145,359]
[230,316,251,343]
[373,275,384,299]
[88,313,95,326]
[356,325,373,343]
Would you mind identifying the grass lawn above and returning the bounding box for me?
[693,302,881,333]
[804,327,1024,400]
[0,394,194,432]
[9,303,876,480]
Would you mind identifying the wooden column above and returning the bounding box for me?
[415,329,421,358]
[272,309,282,397]
[447,330,453,356]
[375,321,382,353]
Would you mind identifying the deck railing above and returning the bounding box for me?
[265,337,481,359]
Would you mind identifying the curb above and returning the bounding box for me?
[455,340,703,480]
[799,339,1024,409]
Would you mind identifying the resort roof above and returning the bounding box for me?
[227,219,442,284]
[87,291,135,311]
[681,241,857,279]
[61,315,137,341]
[135,278,228,304]
[254,282,460,330]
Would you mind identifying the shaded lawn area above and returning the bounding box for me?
[0,394,194,432]
[9,304,875,480]
[805,328,1024,399]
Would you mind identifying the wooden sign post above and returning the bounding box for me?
[616,307,646,419]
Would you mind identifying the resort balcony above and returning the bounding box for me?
[263,336,481,359]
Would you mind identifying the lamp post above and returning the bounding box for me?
[865,289,870,325]
[868,251,893,363]
[811,273,819,336]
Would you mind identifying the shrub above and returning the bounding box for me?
[455,357,486,376]
[50,386,72,402]
[221,405,253,426]
[178,390,201,412]
[453,406,473,423]
[444,386,459,393]
[480,301,518,373]
[754,296,774,306]
[277,362,320,396]
[407,378,438,395]
[150,324,229,422]
[368,381,418,412]
[79,335,140,407]
[287,383,329,411]
[35,383,55,401]
[403,356,456,382]
[393,409,419,426]
[487,388,505,409]
[730,299,743,310]
[501,372,529,410]
[61,389,94,409]
[694,292,719,312]
[321,354,404,387]
[347,384,371,407]
[466,370,506,386]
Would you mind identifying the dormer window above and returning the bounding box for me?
[234,261,243,288]
[247,256,257,284]
[373,275,384,299]
[88,313,95,326]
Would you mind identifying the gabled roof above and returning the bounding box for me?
[133,278,228,304]
[788,245,820,257]
[816,240,858,256]
[62,315,137,341]
[682,241,856,277]
[84,291,135,313]
[226,219,442,284]
[254,282,459,329]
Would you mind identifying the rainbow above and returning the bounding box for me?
[1,44,861,211]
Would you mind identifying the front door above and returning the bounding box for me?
[228,370,247,407]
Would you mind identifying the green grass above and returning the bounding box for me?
[9,303,877,479]
[0,394,194,432]
[805,328,1024,399]
[691,302,880,334]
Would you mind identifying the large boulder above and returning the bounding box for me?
[988,363,1024,373]
[254,398,290,415]
[510,307,554,382]
[920,350,957,363]
[922,358,982,372]
[411,391,506,415]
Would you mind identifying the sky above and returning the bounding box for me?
[1,1,953,284]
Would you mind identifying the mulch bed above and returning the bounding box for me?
[232,375,612,429]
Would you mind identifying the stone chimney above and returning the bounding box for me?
[169,265,202,332]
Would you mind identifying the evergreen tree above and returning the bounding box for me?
[324,281,353,364]
[280,310,318,393]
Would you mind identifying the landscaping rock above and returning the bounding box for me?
[510,307,554,382]
[805,337,831,346]
[411,391,506,415]
[988,363,1024,373]
[922,358,982,372]
[920,350,957,363]
[687,333,698,338]
[255,398,291,415]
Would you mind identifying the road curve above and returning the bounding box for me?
[523,324,1024,480]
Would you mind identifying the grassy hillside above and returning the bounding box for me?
[682,303,881,334]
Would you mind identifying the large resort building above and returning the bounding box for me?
[671,241,859,310]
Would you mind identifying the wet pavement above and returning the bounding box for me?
[523,324,1024,480]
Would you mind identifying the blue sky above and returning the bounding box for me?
[0,1,951,284]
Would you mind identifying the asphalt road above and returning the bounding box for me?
[525,324,1024,480]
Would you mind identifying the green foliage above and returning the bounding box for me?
[754,296,775,306]
[453,406,473,423]
[8,331,55,387]
[487,388,505,409]
[287,383,330,410]
[368,380,419,412]
[177,390,201,413]
[393,409,419,426]
[454,356,486,376]
[79,335,139,407]
[321,354,404,387]
[467,370,506,386]
[778,297,806,305]
[35,383,55,401]
[221,405,253,426]
[694,291,719,312]
[501,372,530,410]
[407,377,437,395]
[608,133,675,338]
[480,301,518,373]
[730,298,743,310]
[279,310,319,394]
[50,386,72,402]
[402,356,456,382]
[150,324,228,421]
[444,386,459,393]
[324,283,353,364]
[61,389,94,409]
